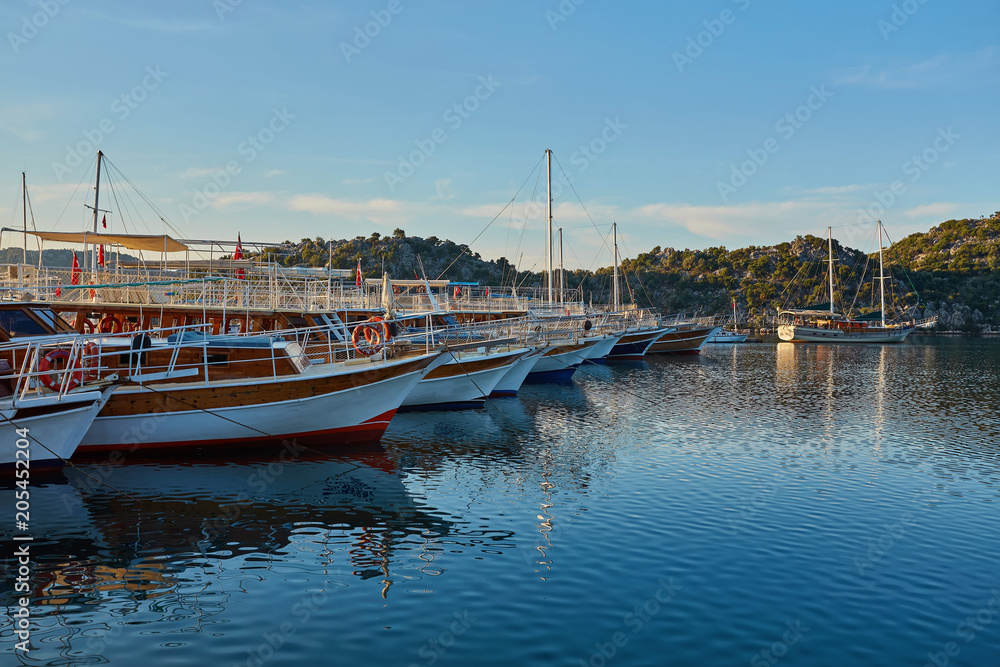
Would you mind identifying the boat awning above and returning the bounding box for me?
[15,230,188,253]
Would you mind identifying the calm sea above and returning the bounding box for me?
[3,337,999,666]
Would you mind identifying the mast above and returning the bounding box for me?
[558,227,564,306]
[91,151,103,270]
[545,148,553,306]
[827,226,834,316]
[21,172,27,264]
[612,222,619,310]
[878,219,886,328]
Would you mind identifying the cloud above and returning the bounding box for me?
[287,195,414,225]
[210,192,276,210]
[263,169,286,178]
[834,48,998,89]
[342,177,375,186]
[902,202,961,219]
[178,167,222,179]
[0,103,58,142]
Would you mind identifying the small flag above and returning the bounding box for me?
[70,252,81,285]
[454,286,461,299]
[101,214,107,229]
[485,287,490,298]
[234,234,245,280]
[98,244,105,268]
[356,259,363,287]
[55,287,61,298]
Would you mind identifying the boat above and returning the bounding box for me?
[777,222,936,344]
[706,329,749,344]
[647,323,721,354]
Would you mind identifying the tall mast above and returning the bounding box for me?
[21,172,27,264]
[878,219,886,328]
[91,151,103,270]
[545,148,553,306]
[827,226,834,316]
[613,222,619,310]
[558,227,564,306]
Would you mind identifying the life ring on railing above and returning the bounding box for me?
[366,316,391,342]
[352,323,383,356]
[392,285,401,295]
[76,318,96,334]
[38,349,82,392]
[99,316,122,334]
[81,342,100,380]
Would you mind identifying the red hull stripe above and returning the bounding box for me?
[78,409,398,452]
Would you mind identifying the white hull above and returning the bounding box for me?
[402,347,527,408]
[706,330,749,344]
[777,324,913,344]
[581,333,622,361]
[529,341,592,376]
[1,391,108,466]
[490,347,546,396]
[79,354,437,450]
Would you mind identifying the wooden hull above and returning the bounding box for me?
[78,353,438,451]
[580,333,622,364]
[526,339,596,382]
[607,328,668,360]
[777,324,913,344]
[648,326,719,355]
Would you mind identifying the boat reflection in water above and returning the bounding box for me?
[0,448,516,662]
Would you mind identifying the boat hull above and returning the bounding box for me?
[777,324,914,344]
[607,329,667,360]
[580,334,622,365]
[647,326,719,355]
[401,347,527,409]
[77,354,437,451]
[525,340,594,382]
[490,348,545,397]
[1,392,107,467]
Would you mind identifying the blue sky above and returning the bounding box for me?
[1,0,997,269]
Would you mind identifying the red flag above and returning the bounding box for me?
[101,214,107,229]
[98,244,105,268]
[356,259,362,287]
[70,252,81,285]
[484,287,490,298]
[234,234,245,280]
[454,286,461,299]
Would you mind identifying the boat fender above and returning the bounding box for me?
[126,333,153,369]
[583,320,593,331]
[38,349,82,393]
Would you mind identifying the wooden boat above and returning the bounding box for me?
[647,325,721,355]
[777,223,935,344]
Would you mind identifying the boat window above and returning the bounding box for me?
[0,309,50,337]
[31,307,72,331]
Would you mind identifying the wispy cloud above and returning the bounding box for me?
[263,169,286,178]
[834,48,998,89]
[0,103,59,142]
[287,195,417,225]
[342,177,375,186]
[210,192,276,210]
[432,179,456,201]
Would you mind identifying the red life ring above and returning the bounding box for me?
[38,349,82,392]
[99,316,122,334]
[352,324,383,356]
[76,318,96,334]
[392,285,401,295]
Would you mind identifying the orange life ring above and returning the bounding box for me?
[99,316,122,334]
[38,349,82,392]
[366,316,391,342]
[392,285,401,295]
[77,318,96,334]
[352,323,383,356]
